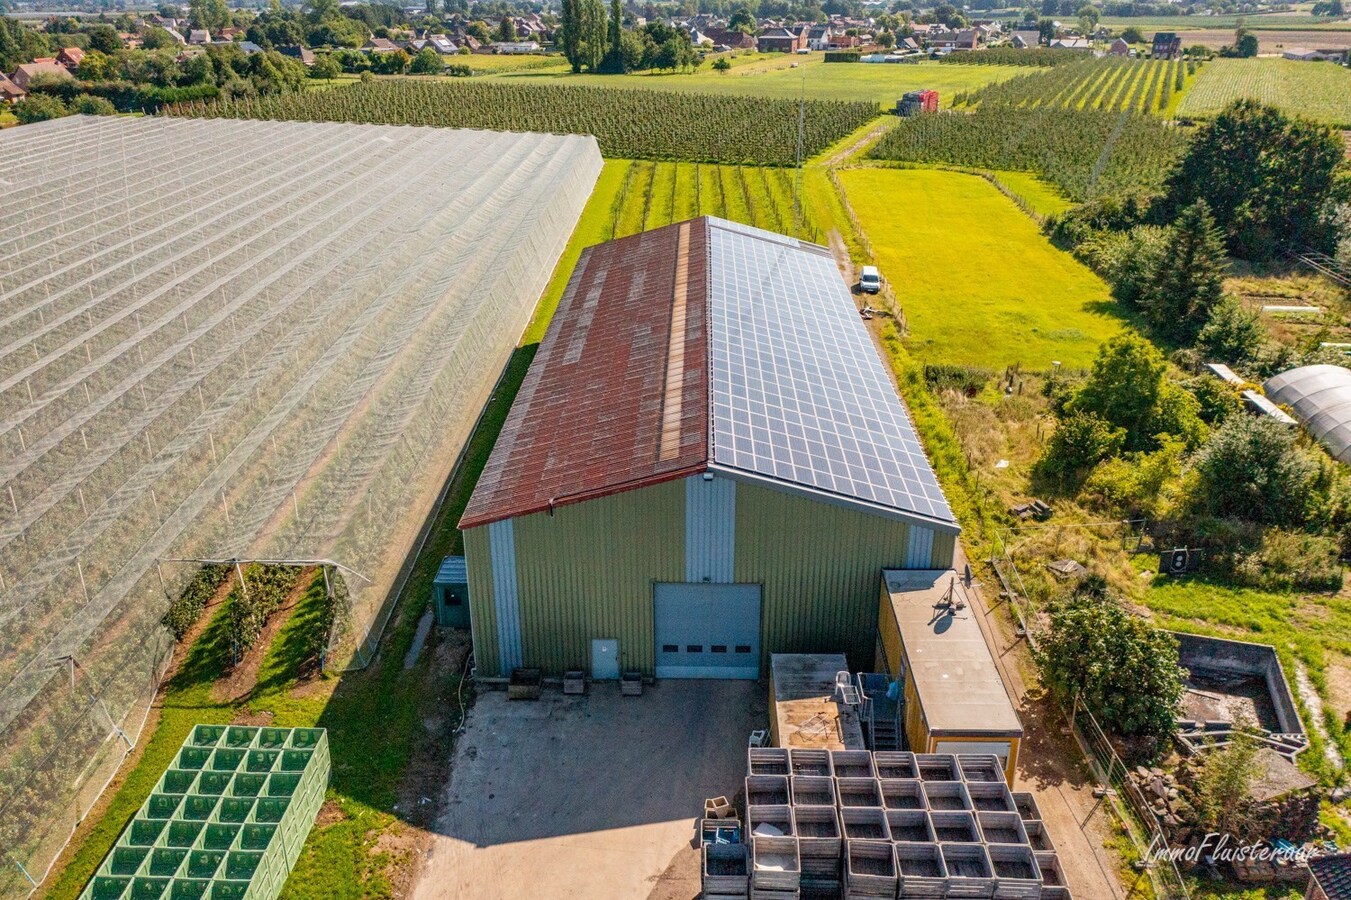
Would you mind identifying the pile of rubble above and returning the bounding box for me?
[1130,766,1184,829]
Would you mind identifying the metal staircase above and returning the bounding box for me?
[856,672,902,751]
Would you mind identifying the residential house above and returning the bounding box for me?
[164,28,187,45]
[188,29,211,44]
[0,74,26,102]
[55,46,84,69]
[1152,31,1181,59]
[806,24,832,50]
[757,26,806,52]
[11,60,72,90]
[931,29,978,51]
[214,40,262,54]
[829,33,863,49]
[1010,29,1040,48]
[703,27,757,51]
[365,37,401,52]
[895,36,920,52]
[1050,37,1092,50]
[279,45,317,65]
[1109,37,1130,55]
[427,34,458,54]
[688,27,711,45]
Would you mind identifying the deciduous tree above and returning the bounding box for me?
[1035,591,1185,758]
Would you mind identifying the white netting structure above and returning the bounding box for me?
[0,114,601,897]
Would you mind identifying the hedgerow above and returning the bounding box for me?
[159,563,232,641]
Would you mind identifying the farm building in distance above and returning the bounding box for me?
[0,114,600,888]
[459,217,958,681]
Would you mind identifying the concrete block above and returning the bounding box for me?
[915,754,959,782]
[748,748,790,776]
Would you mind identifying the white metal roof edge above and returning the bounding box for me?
[706,463,961,534]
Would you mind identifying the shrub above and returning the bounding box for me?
[1037,411,1126,481]
[1195,295,1265,366]
[160,563,232,640]
[226,564,304,663]
[923,363,992,397]
[70,93,116,115]
[1232,529,1343,592]
[13,93,68,123]
[1189,415,1322,527]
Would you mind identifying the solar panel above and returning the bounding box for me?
[704,218,955,527]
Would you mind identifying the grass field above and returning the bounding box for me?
[490,56,1023,107]
[838,167,1121,369]
[991,169,1074,218]
[1178,57,1351,126]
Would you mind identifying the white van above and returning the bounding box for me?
[859,265,881,294]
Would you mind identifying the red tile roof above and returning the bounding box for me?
[459,219,710,529]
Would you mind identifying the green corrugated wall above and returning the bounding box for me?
[463,476,956,677]
[732,481,916,670]
[463,526,498,675]
[465,479,685,677]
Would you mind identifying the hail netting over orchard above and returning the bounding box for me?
[0,114,601,896]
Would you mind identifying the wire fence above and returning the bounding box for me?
[988,529,1190,899]
[1067,693,1192,900]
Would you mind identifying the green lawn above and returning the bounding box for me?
[1178,57,1351,127]
[838,167,1121,370]
[489,56,1022,107]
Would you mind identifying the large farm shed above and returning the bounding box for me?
[459,217,958,681]
[0,114,600,894]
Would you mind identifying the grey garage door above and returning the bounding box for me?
[654,583,761,679]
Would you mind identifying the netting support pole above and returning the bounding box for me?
[76,560,89,604]
[12,857,38,889]
[320,564,334,675]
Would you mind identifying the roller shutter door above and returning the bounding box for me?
[654,583,761,679]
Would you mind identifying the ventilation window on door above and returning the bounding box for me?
[686,645,703,653]
[662,644,679,653]
[735,645,752,654]
[711,645,727,653]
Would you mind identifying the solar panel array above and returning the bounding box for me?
[705,219,955,527]
[0,115,600,899]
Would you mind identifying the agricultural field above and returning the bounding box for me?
[868,105,1191,201]
[1096,13,1351,29]
[170,79,879,166]
[490,55,1024,107]
[1173,28,1351,50]
[837,168,1121,369]
[960,56,1202,117]
[1178,57,1351,127]
[456,52,570,74]
[0,115,600,900]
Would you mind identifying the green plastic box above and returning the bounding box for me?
[78,727,329,900]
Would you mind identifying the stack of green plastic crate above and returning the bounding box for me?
[80,725,330,900]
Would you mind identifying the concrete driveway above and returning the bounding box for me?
[412,680,764,900]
